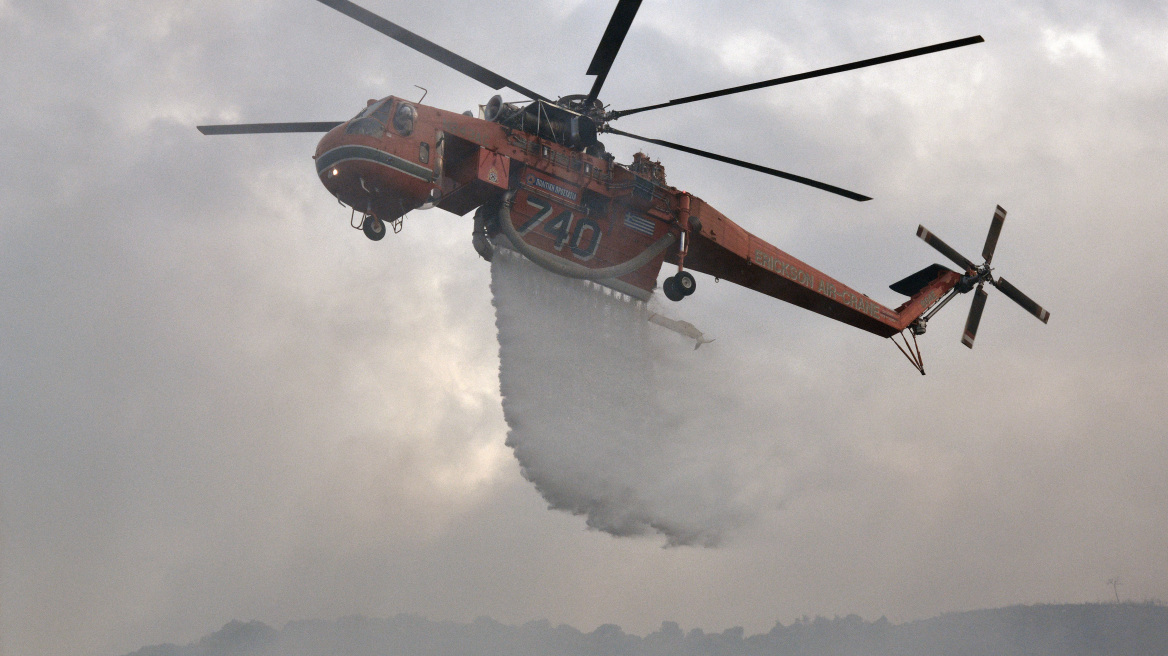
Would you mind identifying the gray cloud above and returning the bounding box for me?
[2,1,1167,655]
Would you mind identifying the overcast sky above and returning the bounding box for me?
[2,1,1167,655]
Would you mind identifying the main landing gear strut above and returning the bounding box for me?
[663,225,697,302]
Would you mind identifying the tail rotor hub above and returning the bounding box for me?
[916,205,1050,349]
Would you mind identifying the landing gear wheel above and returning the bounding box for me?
[663,276,685,302]
[675,271,696,296]
[362,215,386,241]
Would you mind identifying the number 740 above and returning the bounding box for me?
[519,195,602,260]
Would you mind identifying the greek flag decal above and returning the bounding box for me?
[624,213,655,236]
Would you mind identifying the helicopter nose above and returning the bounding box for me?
[315,139,437,220]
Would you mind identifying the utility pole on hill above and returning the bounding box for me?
[1107,577,1121,603]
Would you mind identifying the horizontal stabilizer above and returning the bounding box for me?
[890,263,955,296]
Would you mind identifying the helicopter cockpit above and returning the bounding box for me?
[345,97,418,138]
[345,98,394,136]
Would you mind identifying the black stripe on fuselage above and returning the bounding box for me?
[316,145,433,181]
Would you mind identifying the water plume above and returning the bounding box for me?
[490,248,784,546]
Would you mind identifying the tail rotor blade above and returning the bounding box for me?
[961,284,989,349]
[982,205,1006,264]
[995,277,1051,323]
[917,225,976,272]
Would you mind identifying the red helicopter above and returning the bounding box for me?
[199,0,1050,373]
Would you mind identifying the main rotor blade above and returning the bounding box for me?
[916,225,976,272]
[994,277,1051,324]
[961,284,988,349]
[584,0,643,106]
[197,122,343,135]
[982,205,1006,264]
[312,0,549,102]
[612,35,985,119]
[604,127,871,201]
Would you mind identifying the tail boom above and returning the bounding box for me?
[675,202,960,338]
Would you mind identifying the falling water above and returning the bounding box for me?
[490,248,782,546]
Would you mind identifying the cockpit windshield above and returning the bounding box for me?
[346,98,395,136]
[352,99,387,120]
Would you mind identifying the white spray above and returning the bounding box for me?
[490,248,789,546]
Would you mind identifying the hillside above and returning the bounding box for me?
[126,602,1168,656]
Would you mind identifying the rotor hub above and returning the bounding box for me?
[556,94,606,121]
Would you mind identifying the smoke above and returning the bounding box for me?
[490,248,791,547]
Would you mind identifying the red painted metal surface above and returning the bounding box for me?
[477,149,510,189]
[312,95,960,336]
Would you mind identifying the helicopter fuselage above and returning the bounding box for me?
[314,95,959,337]
[198,0,1048,370]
